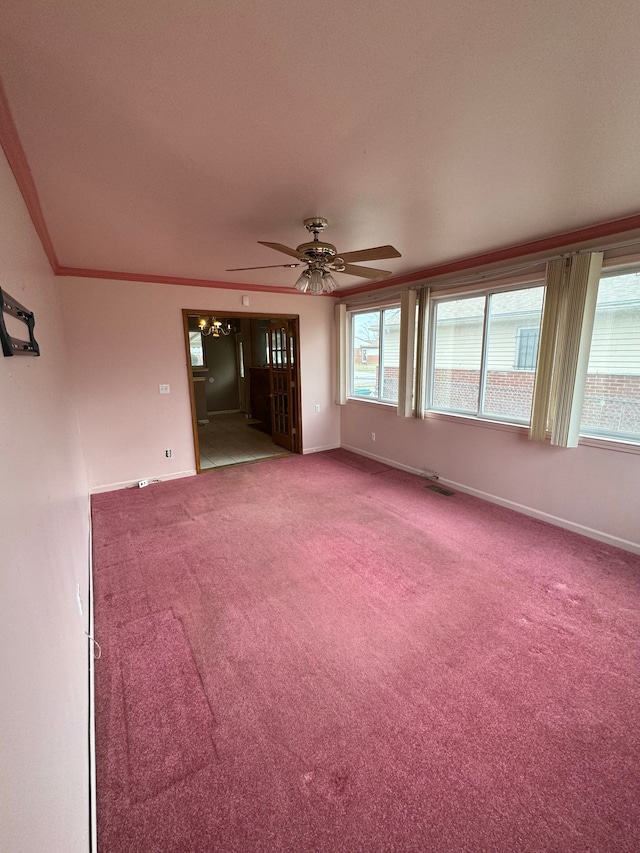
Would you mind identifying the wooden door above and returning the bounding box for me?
[268,320,299,452]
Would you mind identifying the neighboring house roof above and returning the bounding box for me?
[436,273,640,322]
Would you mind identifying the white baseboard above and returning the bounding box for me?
[89,469,196,495]
[303,443,341,455]
[340,444,423,476]
[340,444,640,555]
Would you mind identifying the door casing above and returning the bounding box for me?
[182,309,303,473]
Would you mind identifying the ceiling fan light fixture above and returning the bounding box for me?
[253,218,401,293]
[294,270,311,292]
[322,271,338,292]
[308,268,325,294]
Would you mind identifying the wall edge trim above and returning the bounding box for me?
[3,63,639,302]
[88,469,196,494]
[56,267,311,295]
[338,214,640,298]
[0,78,59,272]
[340,444,640,555]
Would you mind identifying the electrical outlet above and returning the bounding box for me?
[138,479,149,488]
[315,404,320,413]
[371,432,376,441]
[158,384,170,394]
[165,449,172,458]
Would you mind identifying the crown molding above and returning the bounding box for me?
[338,213,640,298]
[0,77,59,273]
[55,266,304,295]
[3,73,640,298]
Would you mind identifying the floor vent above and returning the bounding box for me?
[427,484,455,496]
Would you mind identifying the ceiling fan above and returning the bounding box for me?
[226,218,401,293]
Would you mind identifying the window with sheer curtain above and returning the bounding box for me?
[343,259,640,448]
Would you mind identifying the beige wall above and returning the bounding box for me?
[0,153,91,851]
[57,279,340,491]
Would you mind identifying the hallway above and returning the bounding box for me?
[197,412,291,470]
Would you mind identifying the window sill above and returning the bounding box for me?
[422,413,640,453]
[424,410,529,435]
[346,397,398,411]
[578,435,640,455]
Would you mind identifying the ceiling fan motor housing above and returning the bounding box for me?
[303,217,329,233]
[249,216,399,283]
[296,241,337,262]
[298,217,339,264]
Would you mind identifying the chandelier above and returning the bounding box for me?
[198,316,234,337]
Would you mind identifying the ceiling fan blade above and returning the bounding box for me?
[338,245,401,264]
[257,241,301,260]
[340,263,393,279]
[226,263,300,271]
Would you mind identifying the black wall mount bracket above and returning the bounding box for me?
[0,287,40,357]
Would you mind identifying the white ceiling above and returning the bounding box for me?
[1,0,640,292]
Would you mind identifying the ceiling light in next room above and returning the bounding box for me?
[198,317,234,337]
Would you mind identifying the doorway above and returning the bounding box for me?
[182,310,303,473]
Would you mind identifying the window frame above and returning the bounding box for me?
[426,281,545,426]
[348,305,401,406]
[578,266,640,447]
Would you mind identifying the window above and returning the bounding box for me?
[350,308,400,404]
[515,326,540,370]
[189,331,206,368]
[580,270,640,443]
[429,286,544,423]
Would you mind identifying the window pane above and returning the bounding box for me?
[381,308,400,403]
[189,331,205,367]
[482,287,544,421]
[352,312,380,398]
[432,296,485,413]
[515,327,540,369]
[580,272,640,441]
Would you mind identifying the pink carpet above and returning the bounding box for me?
[92,451,640,852]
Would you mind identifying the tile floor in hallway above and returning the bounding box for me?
[197,411,292,470]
